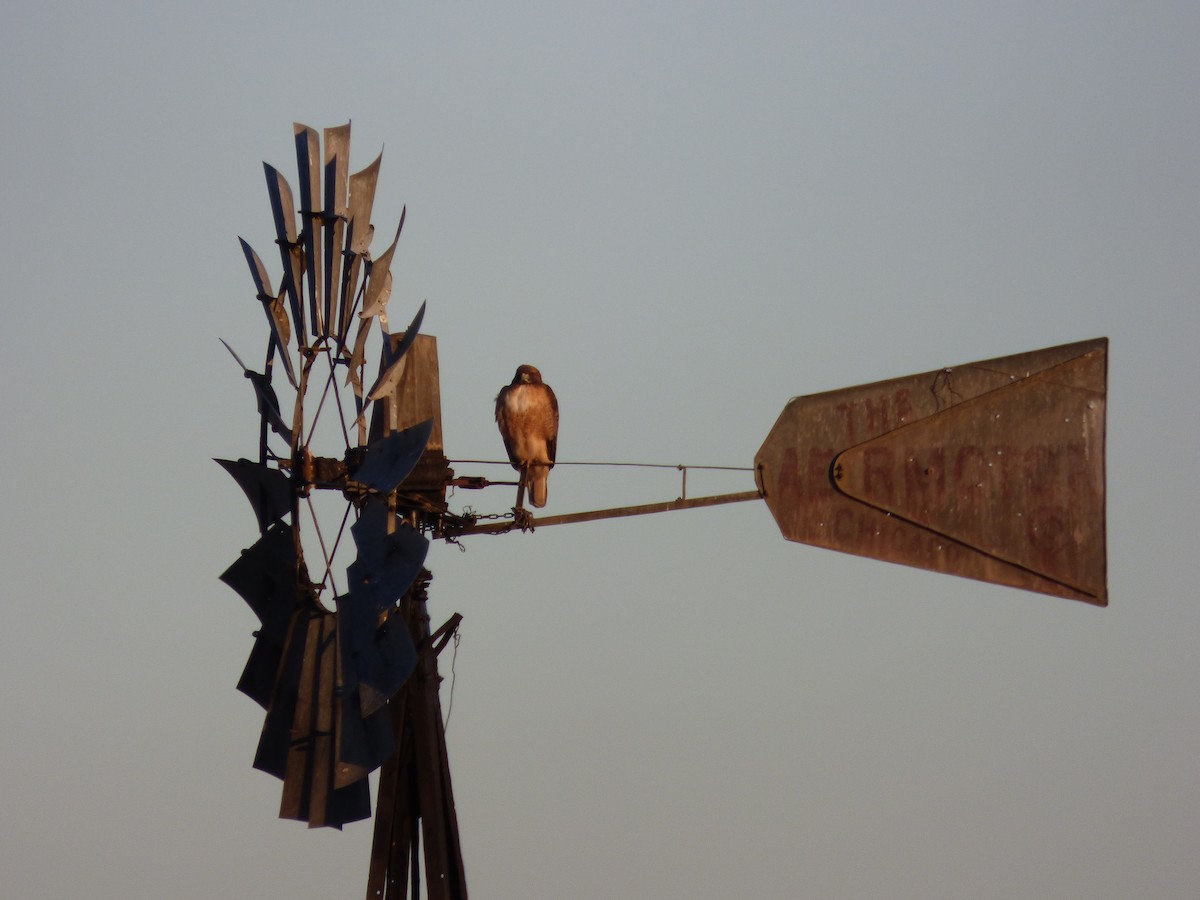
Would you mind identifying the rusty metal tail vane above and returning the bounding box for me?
[755,337,1108,604]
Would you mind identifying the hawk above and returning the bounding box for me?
[496,364,559,509]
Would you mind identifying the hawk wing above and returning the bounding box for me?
[495,385,523,469]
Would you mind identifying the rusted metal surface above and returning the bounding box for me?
[755,338,1108,604]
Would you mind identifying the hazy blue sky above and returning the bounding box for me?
[2,2,1198,898]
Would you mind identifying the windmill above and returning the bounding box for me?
[217,124,1107,899]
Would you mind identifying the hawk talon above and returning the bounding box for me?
[511,507,535,532]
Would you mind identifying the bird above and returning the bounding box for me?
[495,364,559,510]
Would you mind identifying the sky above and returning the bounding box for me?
[2,2,1198,897]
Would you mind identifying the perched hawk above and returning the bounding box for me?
[495,365,559,508]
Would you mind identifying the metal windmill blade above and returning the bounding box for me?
[264,162,306,341]
[321,123,350,341]
[337,152,382,344]
[366,300,427,403]
[218,521,298,707]
[213,457,291,535]
[341,500,428,711]
[359,210,404,321]
[218,339,293,445]
[347,212,408,398]
[294,123,324,338]
[238,238,297,388]
[355,418,435,493]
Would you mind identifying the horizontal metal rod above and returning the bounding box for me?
[450,458,754,472]
[451,490,764,536]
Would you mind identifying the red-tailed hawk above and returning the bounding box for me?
[495,364,559,508]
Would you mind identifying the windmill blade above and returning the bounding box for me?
[238,238,297,388]
[336,151,384,347]
[219,336,249,372]
[341,502,427,710]
[344,504,429,608]
[337,254,368,353]
[354,612,420,718]
[214,458,292,532]
[238,236,275,300]
[264,162,306,341]
[238,628,291,710]
[345,313,375,398]
[354,419,433,493]
[332,615,392,787]
[219,522,298,706]
[322,123,350,342]
[346,152,381,255]
[323,776,372,830]
[220,339,294,445]
[219,522,296,631]
[359,210,405,321]
[253,610,312,779]
[337,687,395,775]
[279,613,323,820]
[367,301,427,402]
[230,556,374,828]
[294,123,324,337]
[279,611,346,828]
[266,293,295,382]
[258,384,293,446]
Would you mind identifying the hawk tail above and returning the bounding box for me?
[528,465,549,508]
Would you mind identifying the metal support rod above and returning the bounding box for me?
[452,490,764,536]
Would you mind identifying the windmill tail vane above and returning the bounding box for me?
[754,337,1109,605]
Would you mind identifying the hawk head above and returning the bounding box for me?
[512,364,543,385]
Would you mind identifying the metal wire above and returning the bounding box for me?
[443,630,461,731]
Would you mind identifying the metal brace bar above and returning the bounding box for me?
[452,490,764,536]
